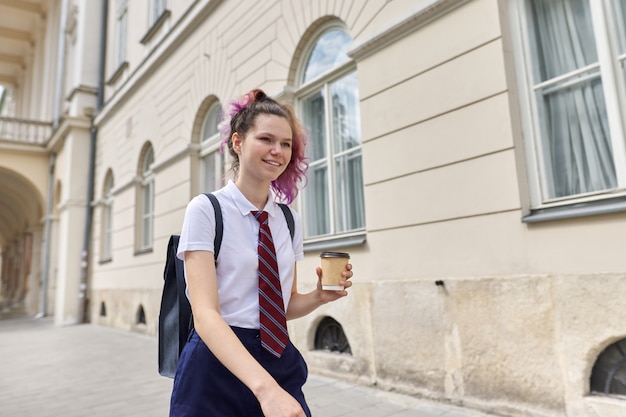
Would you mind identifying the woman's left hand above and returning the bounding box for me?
[316,264,353,302]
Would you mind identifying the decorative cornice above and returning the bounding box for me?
[46,116,91,153]
[66,84,98,101]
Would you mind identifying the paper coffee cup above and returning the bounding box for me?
[320,252,350,290]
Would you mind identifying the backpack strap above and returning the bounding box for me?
[278,203,295,241]
[204,193,223,263]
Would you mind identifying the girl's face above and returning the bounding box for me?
[233,114,293,184]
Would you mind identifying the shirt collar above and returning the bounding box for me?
[225,180,278,218]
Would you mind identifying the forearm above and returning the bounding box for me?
[286,290,326,320]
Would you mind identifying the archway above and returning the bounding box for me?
[0,167,45,317]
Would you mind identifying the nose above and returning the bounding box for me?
[270,142,282,155]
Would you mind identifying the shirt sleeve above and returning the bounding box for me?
[177,194,216,260]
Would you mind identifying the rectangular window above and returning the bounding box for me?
[114,0,128,68]
[149,0,167,26]
[141,180,154,249]
[513,0,626,209]
[103,201,113,260]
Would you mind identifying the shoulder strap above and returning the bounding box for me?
[204,193,223,262]
[278,203,295,241]
[204,195,291,257]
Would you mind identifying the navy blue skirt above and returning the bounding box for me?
[169,327,311,417]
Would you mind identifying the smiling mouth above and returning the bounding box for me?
[263,160,281,167]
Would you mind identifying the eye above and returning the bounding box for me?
[282,142,292,148]
[259,137,271,142]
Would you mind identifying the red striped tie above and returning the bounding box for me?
[252,210,288,357]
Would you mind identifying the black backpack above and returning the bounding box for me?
[158,193,295,378]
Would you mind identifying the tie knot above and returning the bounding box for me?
[252,210,269,225]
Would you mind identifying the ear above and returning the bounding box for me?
[231,132,242,154]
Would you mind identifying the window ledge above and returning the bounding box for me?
[134,247,153,256]
[99,257,112,265]
[584,394,626,416]
[304,233,366,253]
[522,196,626,223]
[140,10,171,45]
[106,61,128,86]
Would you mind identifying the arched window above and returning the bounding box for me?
[296,25,365,239]
[101,170,114,261]
[137,144,154,251]
[200,101,225,192]
[591,338,626,395]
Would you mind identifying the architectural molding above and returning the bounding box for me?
[348,0,470,61]
[56,198,87,212]
[46,116,91,152]
[66,85,98,101]
[140,10,172,45]
[153,143,200,174]
[95,0,223,126]
[112,176,141,196]
[106,61,129,86]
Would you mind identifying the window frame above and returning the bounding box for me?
[294,23,366,248]
[199,101,225,193]
[114,0,128,70]
[510,0,626,221]
[149,0,167,26]
[137,146,154,253]
[100,171,114,262]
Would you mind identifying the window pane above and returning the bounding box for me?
[335,150,365,232]
[142,149,154,174]
[150,0,166,24]
[115,0,128,67]
[612,0,626,82]
[302,90,327,161]
[142,185,150,216]
[305,164,330,237]
[202,152,220,192]
[202,103,221,141]
[143,216,152,247]
[613,0,626,54]
[538,76,616,198]
[142,182,153,248]
[331,72,361,154]
[103,202,113,259]
[528,0,597,82]
[303,30,351,83]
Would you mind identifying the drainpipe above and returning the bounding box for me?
[37,153,56,318]
[52,0,69,129]
[78,0,108,323]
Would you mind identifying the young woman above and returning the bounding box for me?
[170,89,353,417]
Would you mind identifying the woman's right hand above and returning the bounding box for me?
[257,384,306,417]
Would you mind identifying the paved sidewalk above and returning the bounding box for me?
[0,316,500,417]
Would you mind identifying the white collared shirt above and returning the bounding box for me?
[177,180,304,329]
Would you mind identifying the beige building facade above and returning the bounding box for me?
[1,1,626,416]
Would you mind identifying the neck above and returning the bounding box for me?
[235,177,270,210]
